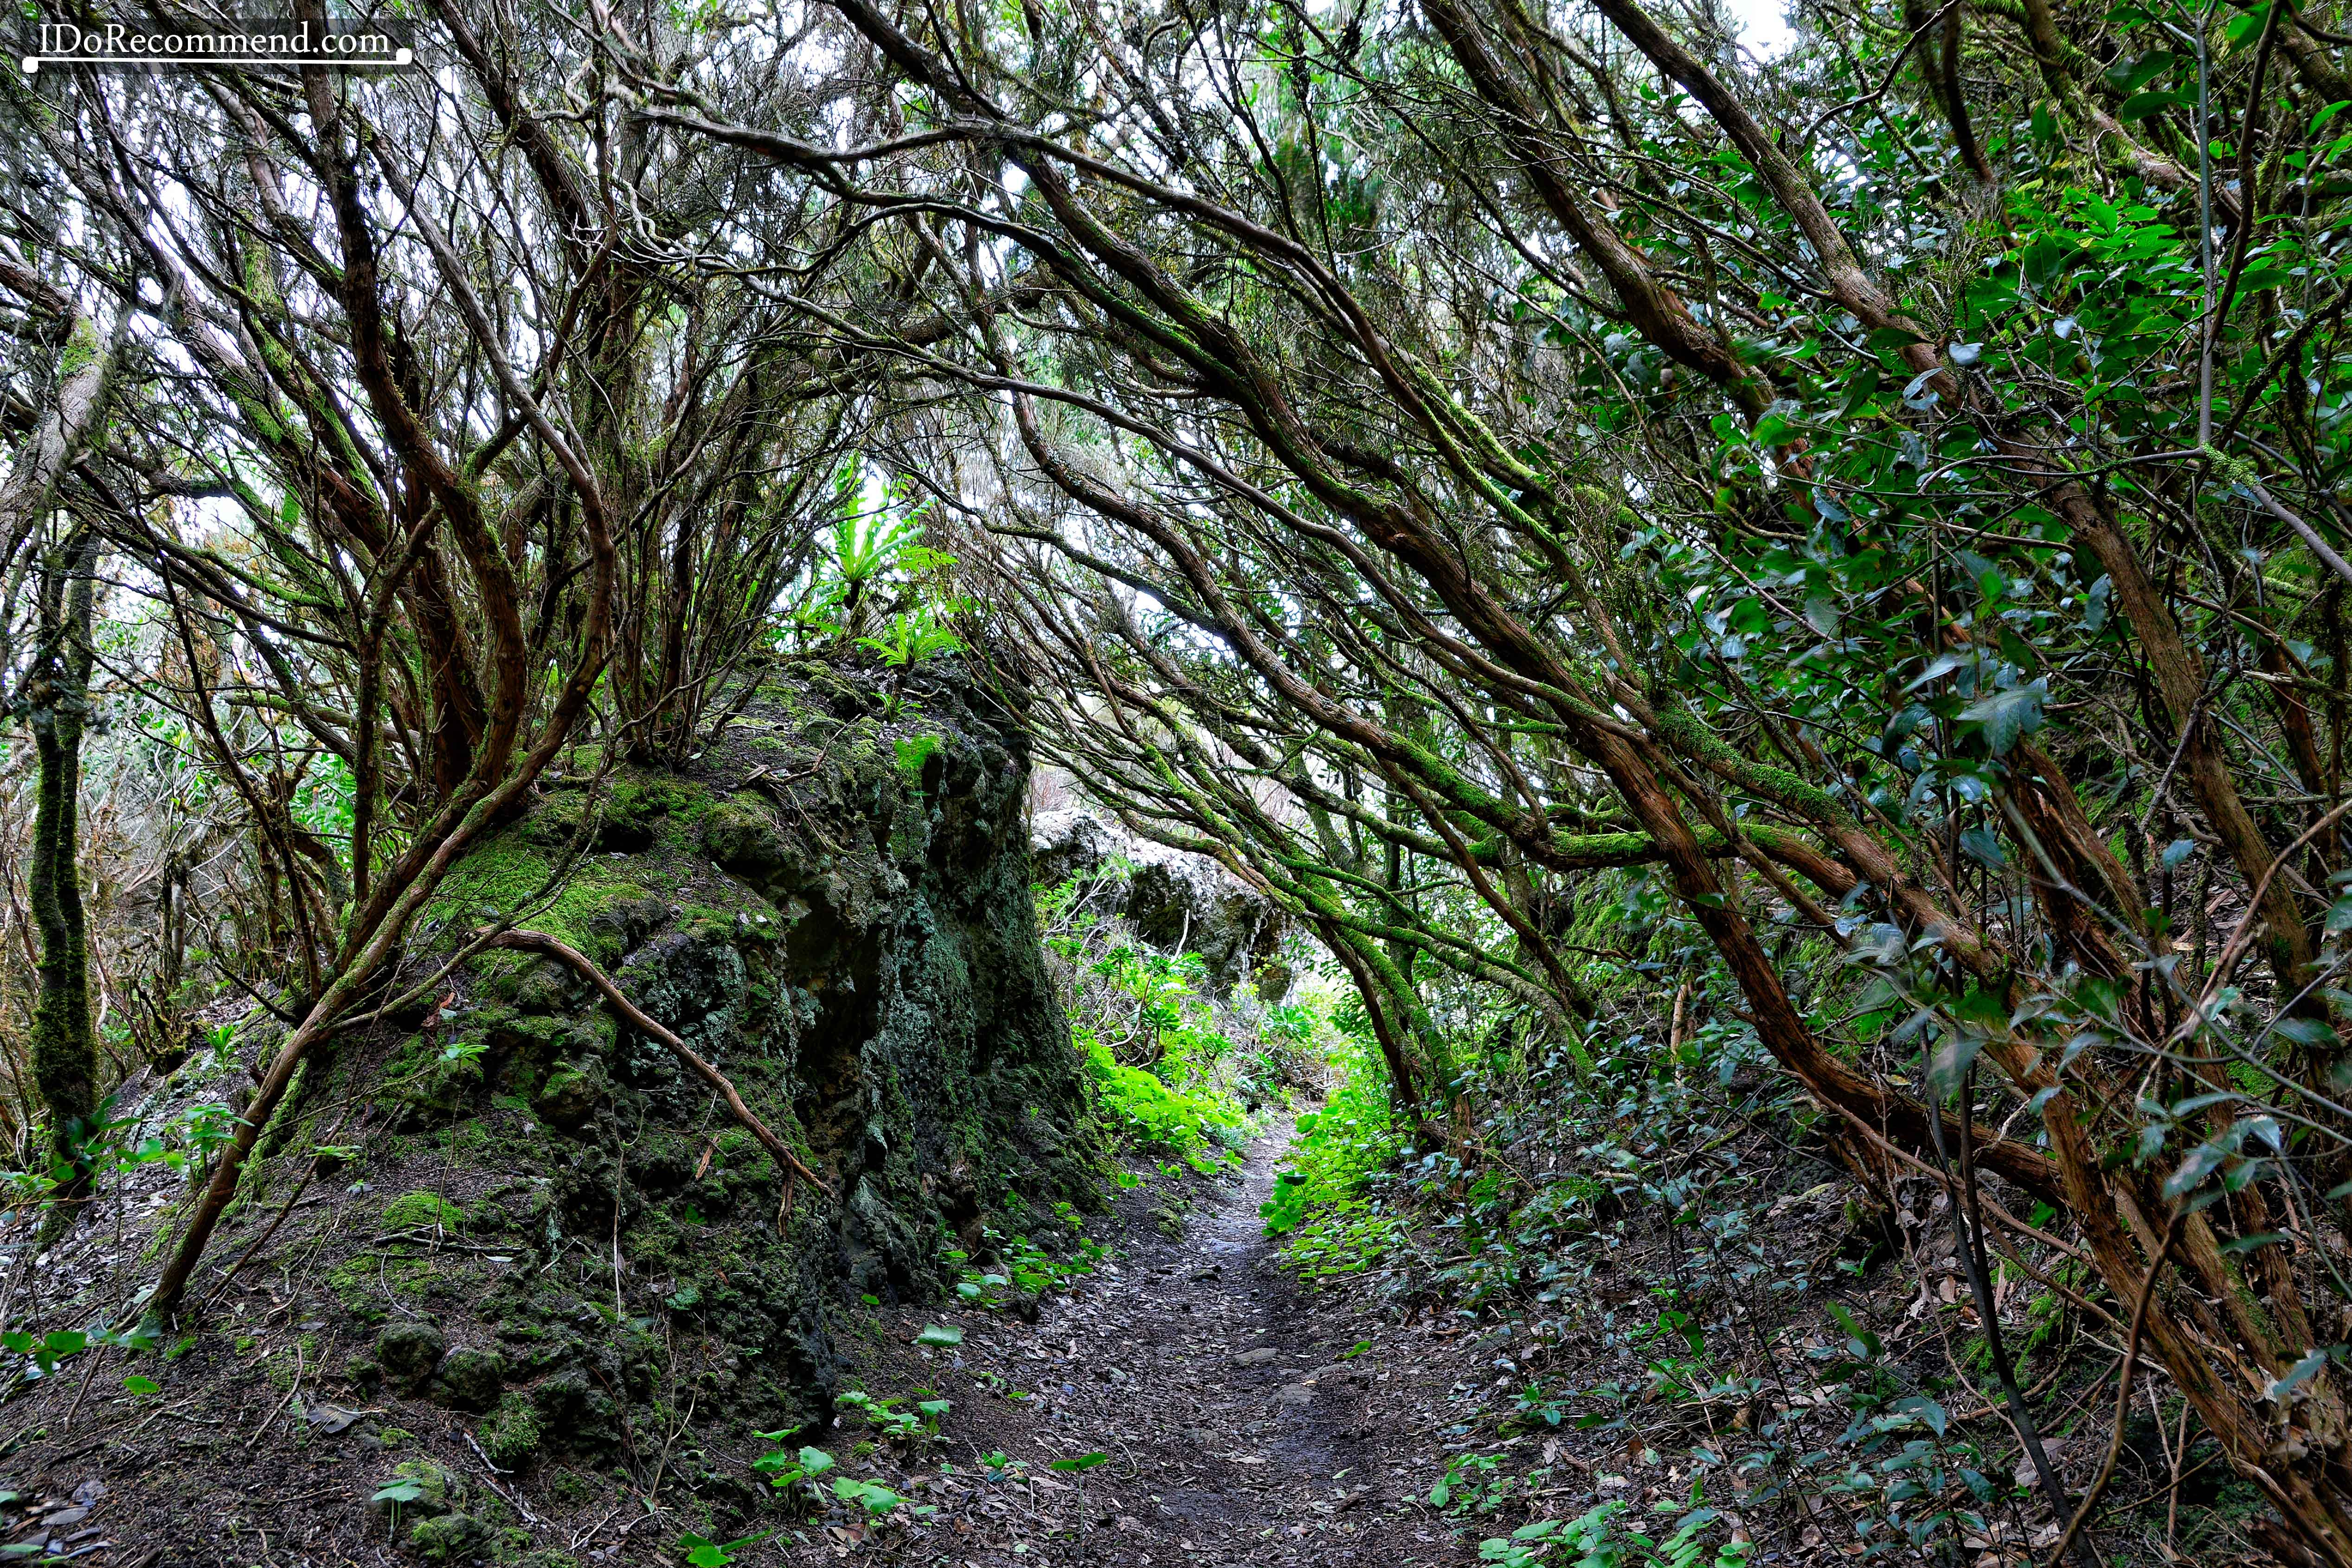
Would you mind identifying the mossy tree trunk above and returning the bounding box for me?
[0,312,122,1234]
[26,526,102,1221]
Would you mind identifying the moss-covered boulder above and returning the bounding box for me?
[376,1323,446,1388]
[433,1347,506,1411]
[296,662,1093,1482]
[407,1510,493,1563]
[477,1392,543,1468]
[370,1458,464,1518]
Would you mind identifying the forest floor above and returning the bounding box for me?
[0,1098,2221,1566]
[0,1101,2236,1568]
[804,1125,1532,1568]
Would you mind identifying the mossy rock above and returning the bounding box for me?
[387,1037,487,1128]
[528,1369,620,1451]
[370,1458,464,1518]
[434,1347,507,1411]
[377,1323,446,1387]
[407,1510,493,1563]
[700,792,797,887]
[477,1392,543,1468]
[531,1061,603,1129]
[385,1191,467,1234]
[347,665,1093,1466]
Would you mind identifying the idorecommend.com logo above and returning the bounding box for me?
[19,16,415,73]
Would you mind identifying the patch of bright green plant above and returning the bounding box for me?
[834,1476,929,1518]
[1260,992,1416,1280]
[1038,871,1250,1169]
[1429,1451,1519,1517]
[1478,1499,1749,1567]
[835,1387,951,1442]
[948,1207,1111,1308]
[752,1435,837,1506]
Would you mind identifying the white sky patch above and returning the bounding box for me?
[1724,0,1798,59]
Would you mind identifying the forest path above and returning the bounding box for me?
[875,1123,1447,1568]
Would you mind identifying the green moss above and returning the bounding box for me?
[326,1259,385,1321]
[409,1512,492,1562]
[424,829,662,964]
[56,316,98,378]
[533,1061,602,1126]
[385,1190,467,1234]
[384,1033,487,1126]
[374,1458,463,1517]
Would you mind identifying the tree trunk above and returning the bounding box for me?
[26,528,102,1231]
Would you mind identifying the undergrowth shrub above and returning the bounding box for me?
[1035,867,1255,1171]
[1261,989,1413,1276]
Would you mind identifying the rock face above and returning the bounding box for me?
[305,661,1095,1456]
[1030,807,1287,998]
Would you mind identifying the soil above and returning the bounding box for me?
[0,1120,1504,1568]
[808,1123,1445,1568]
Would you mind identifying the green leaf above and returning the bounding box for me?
[2165,1138,2231,1198]
[1051,1451,1109,1472]
[834,1477,905,1515]
[2104,51,2174,93]
[1823,1299,1881,1358]
[2275,1016,2339,1049]
[2219,1231,2288,1255]
[914,1323,964,1348]
[1957,681,2046,755]
[1957,826,2006,869]
[1894,1394,1949,1437]
[122,1374,161,1395]
[1928,1028,1988,1101]
[2267,1350,2330,1402]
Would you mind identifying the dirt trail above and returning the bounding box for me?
[876,1126,1448,1567]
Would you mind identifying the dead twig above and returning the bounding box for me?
[244,1343,302,1449]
